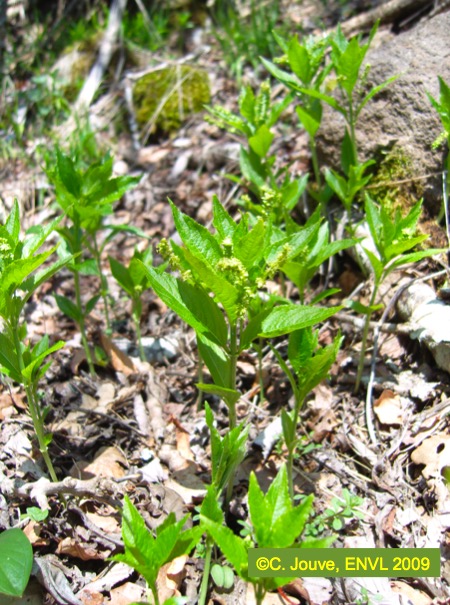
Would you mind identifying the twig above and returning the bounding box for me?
[365,269,447,444]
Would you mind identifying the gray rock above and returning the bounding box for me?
[316,12,450,211]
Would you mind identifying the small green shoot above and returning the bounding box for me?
[109,247,153,361]
[0,200,71,481]
[272,327,342,499]
[47,150,142,373]
[353,196,445,392]
[200,465,334,605]
[112,495,201,605]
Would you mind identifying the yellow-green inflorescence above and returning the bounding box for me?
[133,65,210,135]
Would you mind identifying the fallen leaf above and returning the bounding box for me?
[79,446,128,479]
[156,555,188,602]
[57,537,106,560]
[391,580,432,605]
[411,434,450,478]
[100,334,136,376]
[107,581,146,605]
[374,390,404,426]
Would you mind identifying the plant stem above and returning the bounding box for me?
[93,237,112,335]
[354,284,379,394]
[228,323,238,430]
[196,345,204,411]
[257,337,265,404]
[149,582,160,605]
[12,324,59,482]
[74,270,96,375]
[132,305,146,362]
[197,537,213,605]
[310,137,322,190]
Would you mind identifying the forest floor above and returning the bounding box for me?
[1,1,450,604]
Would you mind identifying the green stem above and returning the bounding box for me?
[254,582,266,605]
[93,237,111,335]
[132,305,146,362]
[149,582,160,605]
[74,270,96,376]
[228,323,238,430]
[196,345,204,411]
[197,537,213,605]
[310,136,322,190]
[354,284,379,394]
[257,337,265,404]
[12,325,59,482]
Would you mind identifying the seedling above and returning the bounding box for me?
[207,81,307,225]
[353,196,445,392]
[272,326,342,499]
[428,76,450,240]
[0,529,33,598]
[109,247,153,361]
[141,197,341,429]
[200,465,334,605]
[47,150,142,373]
[112,495,201,605]
[304,488,365,536]
[0,200,71,481]
[262,32,331,190]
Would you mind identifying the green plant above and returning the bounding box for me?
[109,247,153,361]
[304,488,365,536]
[198,403,249,605]
[210,0,286,82]
[281,210,357,302]
[140,197,341,430]
[353,196,445,392]
[47,150,142,373]
[272,326,342,499]
[207,81,307,225]
[0,529,33,598]
[200,464,334,605]
[262,32,331,191]
[111,495,201,605]
[428,76,450,234]
[0,201,70,481]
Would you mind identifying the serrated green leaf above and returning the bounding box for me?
[233,219,265,269]
[239,147,266,189]
[197,333,231,389]
[170,200,222,267]
[258,304,342,338]
[212,196,236,240]
[0,334,22,383]
[197,383,240,406]
[249,124,274,158]
[200,518,248,580]
[140,266,228,345]
[4,200,20,245]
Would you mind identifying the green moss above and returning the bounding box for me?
[132,66,210,136]
[370,146,423,213]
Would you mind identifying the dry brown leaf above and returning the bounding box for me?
[57,537,106,560]
[85,510,121,534]
[171,417,195,462]
[391,580,432,605]
[79,446,128,479]
[411,434,450,478]
[107,581,146,605]
[23,520,49,546]
[309,409,338,443]
[100,334,136,376]
[79,590,104,605]
[156,555,188,602]
[374,390,404,426]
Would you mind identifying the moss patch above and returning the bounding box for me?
[132,65,210,136]
[370,146,424,213]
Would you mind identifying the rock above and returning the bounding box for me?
[316,12,450,211]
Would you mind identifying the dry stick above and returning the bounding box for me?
[365,269,447,445]
[75,0,128,112]
[336,0,431,35]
